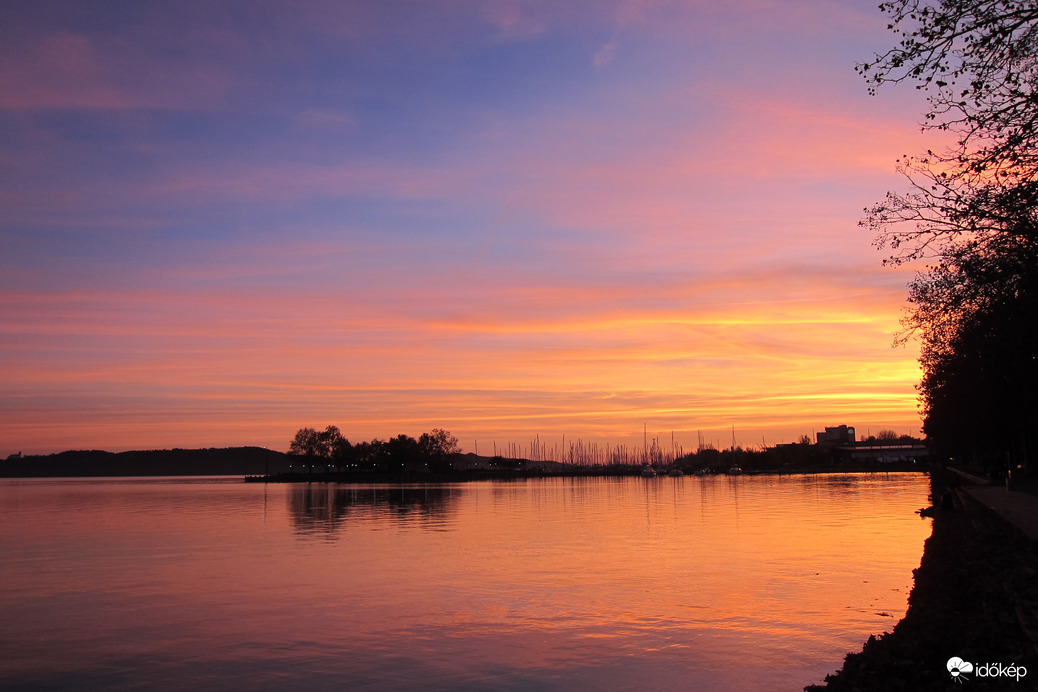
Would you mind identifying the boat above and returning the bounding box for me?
[726,466,743,476]
[641,465,657,477]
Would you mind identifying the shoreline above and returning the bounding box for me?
[2,446,927,479]
[245,462,925,483]
[807,467,1038,690]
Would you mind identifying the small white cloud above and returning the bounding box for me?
[482,2,546,42]
[593,40,617,68]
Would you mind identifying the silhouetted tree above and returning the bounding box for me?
[350,441,379,471]
[288,426,464,474]
[918,264,1038,456]
[861,0,1038,463]
[289,427,323,457]
[419,428,460,472]
[382,434,422,471]
[288,425,348,471]
[860,0,1038,253]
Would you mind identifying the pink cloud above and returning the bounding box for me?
[0,0,933,455]
[592,40,618,68]
[0,30,233,111]
[151,159,460,202]
[1,233,922,454]
[0,32,126,109]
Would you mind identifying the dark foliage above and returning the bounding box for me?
[288,426,461,473]
[860,0,1038,461]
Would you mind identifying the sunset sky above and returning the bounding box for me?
[1,0,937,457]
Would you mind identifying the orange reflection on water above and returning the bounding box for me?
[0,474,931,691]
[277,474,931,688]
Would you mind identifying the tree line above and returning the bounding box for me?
[861,0,1038,470]
[288,426,461,473]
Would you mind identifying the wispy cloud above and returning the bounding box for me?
[0,0,929,454]
[593,40,617,68]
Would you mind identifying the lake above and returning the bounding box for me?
[0,473,931,691]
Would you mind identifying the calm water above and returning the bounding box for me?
[0,473,931,691]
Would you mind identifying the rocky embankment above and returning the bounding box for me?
[807,467,1038,690]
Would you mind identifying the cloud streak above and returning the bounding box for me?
[0,0,930,455]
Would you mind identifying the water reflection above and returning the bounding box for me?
[288,483,461,537]
[0,474,932,692]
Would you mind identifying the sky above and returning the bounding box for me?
[0,0,938,457]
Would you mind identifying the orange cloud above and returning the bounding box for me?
[0,0,933,456]
[1,244,922,455]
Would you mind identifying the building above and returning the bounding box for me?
[816,425,856,445]
[837,443,930,464]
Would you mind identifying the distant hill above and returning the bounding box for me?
[0,447,293,478]
[0,448,577,479]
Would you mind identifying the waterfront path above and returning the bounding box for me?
[950,466,1038,541]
